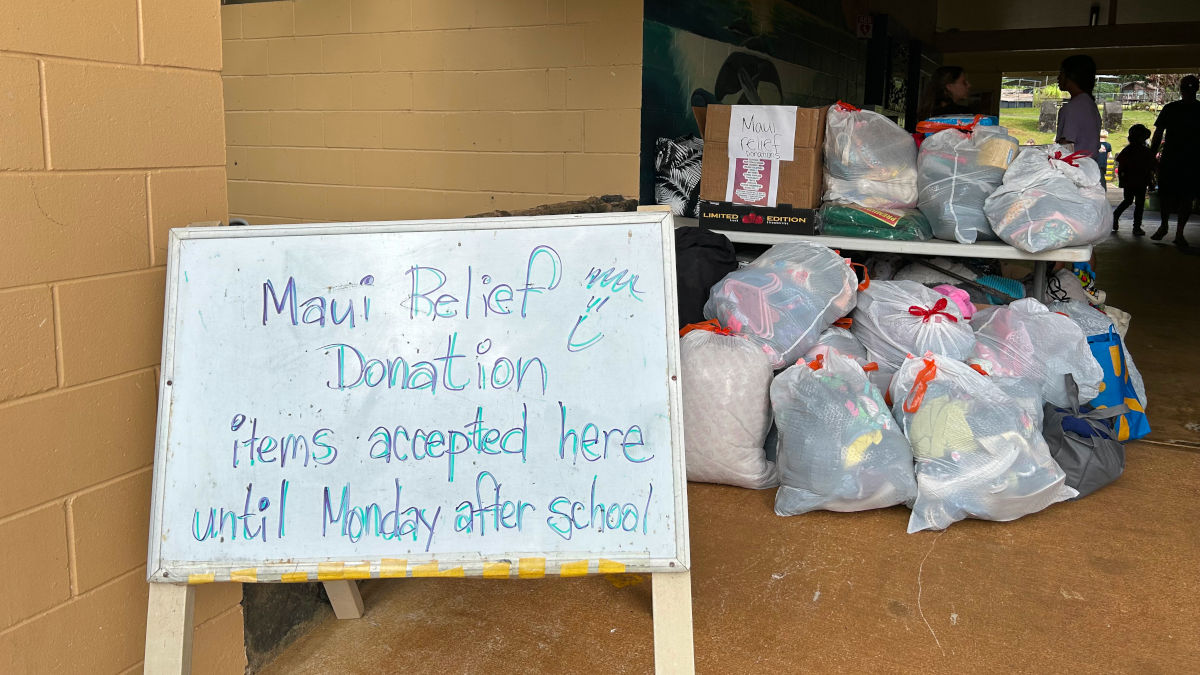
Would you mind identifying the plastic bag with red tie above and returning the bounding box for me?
[983,143,1112,253]
[849,280,976,371]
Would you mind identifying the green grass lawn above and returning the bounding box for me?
[999,105,1159,147]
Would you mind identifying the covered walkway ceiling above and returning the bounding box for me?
[939,21,1200,74]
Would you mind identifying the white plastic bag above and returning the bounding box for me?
[984,144,1112,253]
[991,376,1045,431]
[803,325,870,365]
[1104,306,1131,338]
[867,366,896,398]
[890,353,1077,533]
[968,298,1104,407]
[917,126,1016,243]
[851,280,976,371]
[892,257,977,286]
[824,102,918,208]
[773,351,915,515]
[680,329,777,488]
[864,253,905,282]
[805,326,893,393]
[704,241,860,369]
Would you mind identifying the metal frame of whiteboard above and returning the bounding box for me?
[147,211,690,582]
[707,230,1093,262]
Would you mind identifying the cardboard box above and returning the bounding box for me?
[699,104,827,212]
[696,200,818,236]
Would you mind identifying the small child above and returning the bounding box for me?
[1112,124,1154,236]
[1098,129,1112,189]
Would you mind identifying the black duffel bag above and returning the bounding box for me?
[1042,376,1128,499]
[674,227,737,328]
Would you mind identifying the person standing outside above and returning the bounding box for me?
[1055,56,1102,162]
[1150,75,1200,246]
[1112,124,1154,235]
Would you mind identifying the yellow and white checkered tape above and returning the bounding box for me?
[186,558,630,583]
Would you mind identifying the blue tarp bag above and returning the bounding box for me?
[1084,326,1150,441]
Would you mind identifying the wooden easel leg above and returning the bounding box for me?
[323,580,364,619]
[144,583,195,675]
[652,571,695,675]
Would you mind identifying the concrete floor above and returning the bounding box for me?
[259,215,1200,674]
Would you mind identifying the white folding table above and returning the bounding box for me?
[683,220,1093,303]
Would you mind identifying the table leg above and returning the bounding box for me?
[1033,261,1047,303]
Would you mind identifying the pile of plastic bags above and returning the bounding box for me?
[676,238,1147,533]
[816,113,1108,254]
[664,95,1140,533]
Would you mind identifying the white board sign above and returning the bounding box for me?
[147,212,688,583]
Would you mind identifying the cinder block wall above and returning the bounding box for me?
[0,2,243,673]
[221,0,643,224]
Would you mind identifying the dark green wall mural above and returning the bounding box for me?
[641,0,867,202]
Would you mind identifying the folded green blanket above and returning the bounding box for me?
[819,203,933,241]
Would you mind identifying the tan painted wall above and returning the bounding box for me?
[0,2,243,673]
[221,0,643,224]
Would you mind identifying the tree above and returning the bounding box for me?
[1146,73,1183,89]
[1146,73,1184,102]
[1033,84,1064,106]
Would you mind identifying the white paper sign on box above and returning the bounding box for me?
[726,105,798,162]
[724,105,798,208]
